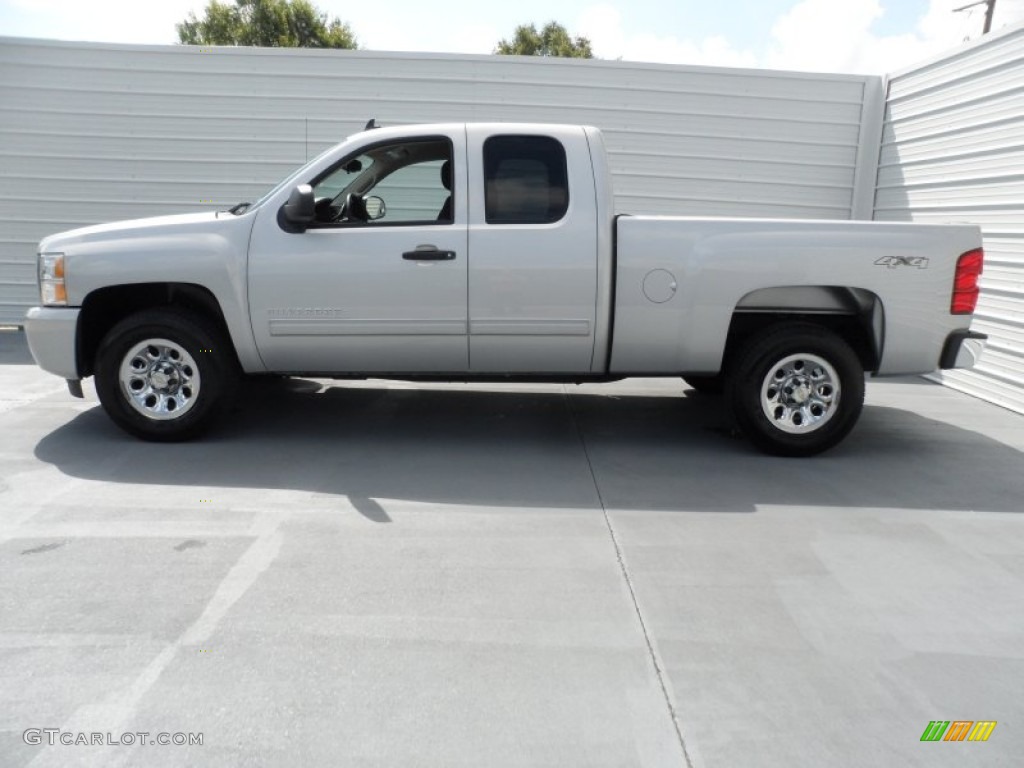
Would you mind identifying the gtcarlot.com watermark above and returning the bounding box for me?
[23,729,202,747]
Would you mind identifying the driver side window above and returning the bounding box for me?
[312,138,453,226]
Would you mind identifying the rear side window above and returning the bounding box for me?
[483,135,569,224]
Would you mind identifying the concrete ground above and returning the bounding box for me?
[1,327,1022,768]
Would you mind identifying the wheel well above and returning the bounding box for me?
[77,283,234,377]
[723,312,881,375]
[722,287,883,374]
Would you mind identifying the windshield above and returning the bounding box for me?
[248,144,342,211]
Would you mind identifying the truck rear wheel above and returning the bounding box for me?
[728,324,864,457]
[94,308,238,441]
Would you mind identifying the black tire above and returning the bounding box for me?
[94,308,239,441]
[727,324,864,457]
[683,374,724,395]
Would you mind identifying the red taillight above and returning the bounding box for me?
[951,248,983,315]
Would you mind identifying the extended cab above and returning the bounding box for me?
[24,123,987,455]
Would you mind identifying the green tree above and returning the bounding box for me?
[495,22,594,58]
[177,0,358,48]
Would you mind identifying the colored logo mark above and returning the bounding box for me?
[921,721,996,742]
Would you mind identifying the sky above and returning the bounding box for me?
[2,0,1024,74]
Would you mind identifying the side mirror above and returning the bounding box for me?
[364,195,386,220]
[281,184,315,231]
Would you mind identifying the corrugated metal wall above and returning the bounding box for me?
[0,37,881,325]
[876,24,1024,414]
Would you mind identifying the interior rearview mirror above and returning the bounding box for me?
[281,184,315,232]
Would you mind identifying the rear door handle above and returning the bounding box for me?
[403,245,456,261]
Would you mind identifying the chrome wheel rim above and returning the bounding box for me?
[118,339,201,420]
[760,353,840,434]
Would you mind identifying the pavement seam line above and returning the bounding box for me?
[25,519,284,768]
[0,383,74,414]
[562,386,695,768]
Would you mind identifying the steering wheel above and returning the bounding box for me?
[344,193,369,223]
[314,196,339,223]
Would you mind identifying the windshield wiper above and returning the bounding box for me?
[228,202,252,215]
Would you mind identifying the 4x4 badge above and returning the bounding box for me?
[875,255,929,269]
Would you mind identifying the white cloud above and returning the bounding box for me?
[765,0,975,74]
[446,22,503,55]
[348,12,498,55]
[6,0,1024,74]
[6,0,201,44]
[765,0,1024,74]
[577,0,1024,75]
[765,0,884,72]
[578,3,758,68]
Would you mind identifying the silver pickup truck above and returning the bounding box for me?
[24,122,986,456]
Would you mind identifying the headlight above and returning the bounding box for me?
[39,253,67,306]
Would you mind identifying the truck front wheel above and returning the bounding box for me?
[728,324,864,457]
[94,308,238,441]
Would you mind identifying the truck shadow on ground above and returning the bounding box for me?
[33,378,1024,518]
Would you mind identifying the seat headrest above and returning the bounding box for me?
[440,160,452,191]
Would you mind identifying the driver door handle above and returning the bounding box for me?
[403,245,456,261]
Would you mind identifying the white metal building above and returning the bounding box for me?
[875,24,1024,414]
[0,37,882,324]
[1,31,1022,413]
